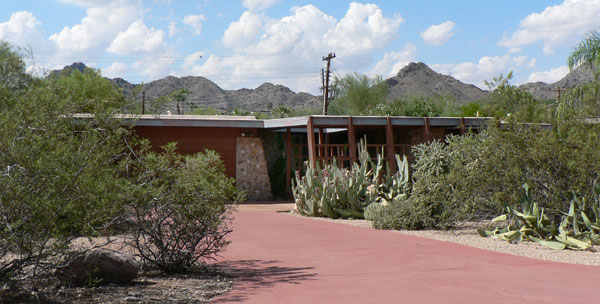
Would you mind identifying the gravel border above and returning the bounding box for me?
[289,212,600,266]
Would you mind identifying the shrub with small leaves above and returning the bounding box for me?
[123,142,243,273]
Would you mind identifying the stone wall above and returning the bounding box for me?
[236,137,273,201]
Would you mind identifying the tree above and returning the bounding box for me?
[557,29,600,119]
[567,28,600,71]
[328,73,388,115]
[0,41,32,108]
[0,50,132,285]
[481,71,547,122]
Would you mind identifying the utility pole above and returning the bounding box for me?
[142,90,145,114]
[322,52,335,115]
[550,87,565,100]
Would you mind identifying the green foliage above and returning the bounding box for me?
[328,73,388,115]
[271,105,293,118]
[460,102,483,117]
[292,140,409,219]
[481,72,548,122]
[364,95,446,117]
[0,63,131,283]
[231,108,251,116]
[170,88,189,115]
[567,28,600,70]
[0,41,32,107]
[188,106,220,115]
[478,184,600,250]
[123,142,243,273]
[369,140,458,230]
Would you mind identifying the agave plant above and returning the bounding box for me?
[478,183,600,250]
[292,138,410,219]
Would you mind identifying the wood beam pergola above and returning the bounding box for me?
[285,127,292,196]
[307,116,317,168]
[347,116,357,164]
[423,117,431,142]
[385,116,397,173]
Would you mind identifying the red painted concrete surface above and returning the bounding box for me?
[214,204,600,304]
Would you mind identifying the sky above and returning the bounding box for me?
[1,0,599,94]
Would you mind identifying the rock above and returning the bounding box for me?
[56,248,139,286]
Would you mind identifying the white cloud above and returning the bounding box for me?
[527,66,569,83]
[243,0,279,11]
[0,11,46,49]
[528,58,537,68]
[133,53,177,79]
[101,61,128,78]
[183,14,206,36]
[49,1,142,56]
[222,11,264,49]
[369,43,417,77]
[325,3,403,55]
[420,21,455,46]
[206,3,403,92]
[168,21,179,37]
[57,0,137,8]
[432,54,517,89]
[512,55,527,66]
[499,0,600,54]
[107,20,167,54]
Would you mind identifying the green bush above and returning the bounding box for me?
[123,142,243,273]
[0,62,131,284]
[368,140,457,230]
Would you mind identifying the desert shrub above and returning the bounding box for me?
[372,121,600,230]
[0,64,131,285]
[364,96,446,117]
[124,142,243,273]
[368,140,458,230]
[328,73,388,115]
[370,198,442,230]
[449,122,600,222]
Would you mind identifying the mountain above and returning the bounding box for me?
[50,61,598,114]
[384,62,490,103]
[140,76,321,112]
[50,63,320,113]
[518,64,597,100]
[48,62,88,78]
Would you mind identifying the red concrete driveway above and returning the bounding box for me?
[215,203,600,304]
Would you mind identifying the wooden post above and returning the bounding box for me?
[423,117,431,142]
[347,116,357,165]
[460,117,466,135]
[318,127,324,159]
[307,116,317,169]
[285,127,292,197]
[385,116,397,173]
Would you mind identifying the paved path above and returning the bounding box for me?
[214,203,600,304]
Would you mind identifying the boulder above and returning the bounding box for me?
[56,248,139,286]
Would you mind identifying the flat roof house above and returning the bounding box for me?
[122,114,495,201]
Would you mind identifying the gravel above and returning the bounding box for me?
[290,212,600,266]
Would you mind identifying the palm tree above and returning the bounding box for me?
[567,29,600,70]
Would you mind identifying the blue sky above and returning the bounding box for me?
[1,0,598,94]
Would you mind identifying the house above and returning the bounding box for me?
[129,114,492,201]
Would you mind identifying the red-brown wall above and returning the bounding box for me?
[134,126,258,178]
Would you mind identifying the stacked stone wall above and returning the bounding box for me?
[236,137,273,201]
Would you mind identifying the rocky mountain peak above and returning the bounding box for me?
[386,62,489,104]
[396,62,433,77]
